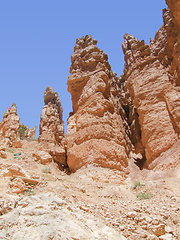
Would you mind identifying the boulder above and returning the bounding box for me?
[13,138,22,148]
[8,164,28,178]
[0,151,7,159]
[33,151,53,165]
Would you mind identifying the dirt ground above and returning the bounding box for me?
[0,139,180,240]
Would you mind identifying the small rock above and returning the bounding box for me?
[151,217,159,225]
[0,145,6,151]
[13,138,22,148]
[33,151,53,164]
[8,164,28,177]
[0,150,7,159]
[127,211,137,219]
[165,226,173,233]
[140,232,148,238]
[159,233,173,240]
[149,224,166,237]
[145,216,152,224]
[146,234,158,240]
[79,206,89,212]
[9,177,26,194]
[119,226,125,231]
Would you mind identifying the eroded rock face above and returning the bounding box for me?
[122,8,180,167]
[38,87,66,166]
[166,0,180,27]
[38,86,64,145]
[150,8,180,86]
[67,35,132,173]
[0,104,20,145]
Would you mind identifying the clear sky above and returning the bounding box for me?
[0,0,168,138]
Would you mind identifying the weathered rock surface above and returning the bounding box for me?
[0,151,7,159]
[122,7,180,167]
[0,104,20,145]
[166,0,180,29]
[13,138,22,148]
[38,86,65,145]
[9,177,26,194]
[67,35,132,173]
[0,193,126,240]
[38,87,66,166]
[33,151,53,165]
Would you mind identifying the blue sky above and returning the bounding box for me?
[0,1,168,138]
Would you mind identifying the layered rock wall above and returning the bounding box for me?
[67,35,132,173]
[122,7,180,167]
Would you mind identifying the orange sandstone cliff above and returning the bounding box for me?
[66,4,180,172]
[121,6,180,168]
[66,35,133,173]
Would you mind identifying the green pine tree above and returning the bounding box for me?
[18,124,26,139]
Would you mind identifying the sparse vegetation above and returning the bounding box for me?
[18,124,26,139]
[132,180,142,189]
[42,166,52,174]
[6,149,15,153]
[137,192,153,200]
[14,152,21,156]
[13,156,21,160]
[25,189,35,196]
[13,152,21,160]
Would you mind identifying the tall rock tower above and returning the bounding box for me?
[66,35,132,173]
[38,86,66,166]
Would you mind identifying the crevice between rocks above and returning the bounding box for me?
[165,98,180,137]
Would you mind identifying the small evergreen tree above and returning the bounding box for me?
[18,124,26,139]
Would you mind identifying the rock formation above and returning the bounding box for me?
[121,7,180,167]
[0,104,20,147]
[166,0,180,28]
[66,5,180,172]
[38,86,66,166]
[18,123,37,140]
[67,35,133,173]
[38,86,64,145]
[25,125,37,139]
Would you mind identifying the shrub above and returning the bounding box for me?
[25,189,35,196]
[14,152,21,156]
[42,166,51,174]
[137,192,153,200]
[13,152,22,160]
[18,124,26,139]
[132,180,142,189]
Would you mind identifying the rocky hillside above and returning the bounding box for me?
[0,0,180,239]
